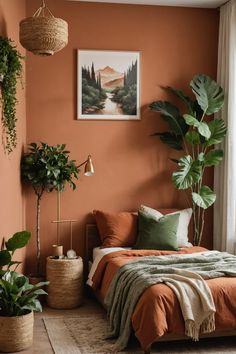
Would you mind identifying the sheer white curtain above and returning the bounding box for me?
[214,0,236,254]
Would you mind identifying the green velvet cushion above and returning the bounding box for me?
[134,211,180,250]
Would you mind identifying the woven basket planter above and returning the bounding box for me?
[0,311,34,352]
[46,257,83,309]
[20,16,68,56]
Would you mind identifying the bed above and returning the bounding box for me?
[85,223,236,353]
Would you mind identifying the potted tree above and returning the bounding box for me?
[21,142,79,278]
[0,231,48,352]
[0,36,23,154]
[149,74,226,246]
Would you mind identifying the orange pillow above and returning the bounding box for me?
[93,210,138,247]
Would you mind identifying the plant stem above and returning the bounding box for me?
[36,193,42,276]
[198,209,205,246]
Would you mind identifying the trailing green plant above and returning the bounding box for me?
[0,230,48,317]
[21,142,79,276]
[150,74,226,246]
[0,36,23,154]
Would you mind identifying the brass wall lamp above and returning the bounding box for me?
[78,155,95,177]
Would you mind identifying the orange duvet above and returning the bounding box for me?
[91,247,236,351]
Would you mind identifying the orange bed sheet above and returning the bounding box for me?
[91,247,236,351]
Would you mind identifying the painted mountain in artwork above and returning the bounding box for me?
[96,66,124,90]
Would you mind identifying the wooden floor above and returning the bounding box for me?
[3,297,236,354]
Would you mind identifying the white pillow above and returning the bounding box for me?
[140,205,193,248]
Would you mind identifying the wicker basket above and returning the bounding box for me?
[19,2,68,56]
[0,312,34,352]
[46,257,83,309]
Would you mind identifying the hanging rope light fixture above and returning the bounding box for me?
[19,0,68,56]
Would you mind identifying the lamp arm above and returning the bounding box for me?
[77,159,88,168]
[77,154,91,168]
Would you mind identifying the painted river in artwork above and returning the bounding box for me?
[98,93,123,115]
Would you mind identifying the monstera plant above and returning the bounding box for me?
[150,74,226,246]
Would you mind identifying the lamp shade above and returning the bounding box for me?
[84,155,94,176]
[19,1,68,56]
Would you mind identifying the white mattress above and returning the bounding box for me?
[92,246,130,261]
[87,247,130,287]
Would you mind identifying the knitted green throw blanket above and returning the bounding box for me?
[104,251,236,351]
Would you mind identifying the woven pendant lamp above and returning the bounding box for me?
[19,0,68,56]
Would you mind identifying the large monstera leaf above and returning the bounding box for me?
[207,119,227,146]
[190,74,224,115]
[192,186,216,209]
[172,155,202,190]
[203,149,224,166]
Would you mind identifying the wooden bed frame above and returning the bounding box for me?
[85,223,236,353]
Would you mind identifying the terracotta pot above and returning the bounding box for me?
[0,311,34,352]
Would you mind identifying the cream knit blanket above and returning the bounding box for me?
[161,269,215,341]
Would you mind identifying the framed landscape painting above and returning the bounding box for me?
[77,50,140,120]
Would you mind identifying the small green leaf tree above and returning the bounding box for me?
[21,143,79,276]
[150,74,226,246]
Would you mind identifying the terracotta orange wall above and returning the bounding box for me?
[0,0,26,270]
[25,0,219,273]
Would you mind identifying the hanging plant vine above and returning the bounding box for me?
[0,36,23,154]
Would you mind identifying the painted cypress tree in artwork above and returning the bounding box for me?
[98,72,102,90]
[91,62,97,88]
[112,59,138,115]
[124,60,137,88]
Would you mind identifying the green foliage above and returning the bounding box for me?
[192,186,216,209]
[21,142,79,196]
[0,251,11,268]
[152,132,183,150]
[0,271,48,316]
[0,231,47,317]
[150,101,188,139]
[0,36,23,154]
[112,60,138,115]
[5,231,31,252]
[82,65,107,114]
[190,74,224,115]
[172,156,202,190]
[21,143,79,275]
[183,114,211,139]
[0,231,31,270]
[207,119,227,146]
[150,74,226,246]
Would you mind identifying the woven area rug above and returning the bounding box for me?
[43,314,142,354]
[43,314,236,354]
